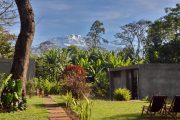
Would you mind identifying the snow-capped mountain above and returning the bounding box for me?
[32,34,120,54]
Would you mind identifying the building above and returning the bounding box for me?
[108,64,180,99]
[0,58,35,80]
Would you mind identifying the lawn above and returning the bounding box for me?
[51,95,149,120]
[0,96,49,120]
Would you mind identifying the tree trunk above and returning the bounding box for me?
[11,0,35,95]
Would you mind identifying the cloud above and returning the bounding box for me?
[136,0,178,12]
[32,0,72,13]
[88,11,128,21]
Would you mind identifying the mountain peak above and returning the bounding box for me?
[32,34,120,54]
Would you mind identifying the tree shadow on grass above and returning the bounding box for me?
[33,103,45,108]
[100,113,178,120]
[99,113,159,120]
[57,103,66,107]
[99,113,139,120]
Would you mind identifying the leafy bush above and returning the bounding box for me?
[0,74,26,111]
[26,80,36,98]
[49,82,63,94]
[42,79,52,96]
[114,88,131,101]
[29,77,63,96]
[61,65,90,99]
[93,71,109,98]
[63,92,92,120]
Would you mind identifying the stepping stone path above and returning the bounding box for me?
[43,97,71,120]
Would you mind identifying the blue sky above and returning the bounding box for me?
[10,0,179,46]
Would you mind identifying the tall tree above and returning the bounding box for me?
[115,20,151,63]
[11,0,35,93]
[85,20,106,49]
[145,4,180,63]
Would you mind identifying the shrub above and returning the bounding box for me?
[0,74,27,111]
[63,92,92,120]
[26,80,36,98]
[114,88,131,101]
[93,71,109,98]
[49,82,63,94]
[61,65,90,99]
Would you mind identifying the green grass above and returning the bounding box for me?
[91,100,148,120]
[0,96,49,120]
[51,95,148,120]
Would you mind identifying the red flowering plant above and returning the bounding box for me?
[62,65,90,99]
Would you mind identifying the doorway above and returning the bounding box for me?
[126,69,139,99]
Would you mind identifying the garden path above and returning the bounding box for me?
[43,97,70,120]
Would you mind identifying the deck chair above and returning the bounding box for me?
[141,96,167,118]
[165,96,180,120]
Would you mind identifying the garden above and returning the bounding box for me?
[0,1,179,120]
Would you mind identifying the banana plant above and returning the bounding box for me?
[41,49,72,81]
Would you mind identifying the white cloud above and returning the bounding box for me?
[92,11,128,21]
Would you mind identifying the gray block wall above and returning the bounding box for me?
[139,64,180,99]
[0,59,35,80]
[109,64,180,99]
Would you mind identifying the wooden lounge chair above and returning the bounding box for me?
[165,96,180,120]
[141,96,167,119]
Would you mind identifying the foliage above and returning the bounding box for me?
[63,92,92,120]
[62,65,90,99]
[0,74,26,112]
[114,88,131,101]
[27,77,64,96]
[145,4,180,63]
[0,27,15,58]
[42,79,52,96]
[34,46,131,98]
[72,48,131,98]
[52,95,149,120]
[26,80,36,98]
[93,71,109,98]
[0,74,12,102]
[49,82,63,95]
[85,20,107,49]
[115,20,151,64]
[35,49,71,82]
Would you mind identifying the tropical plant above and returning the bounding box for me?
[35,49,71,82]
[63,92,92,120]
[42,79,53,96]
[0,74,12,102]
[93,71,109,97]
[26,80,36,98]
[0,74,26,111]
